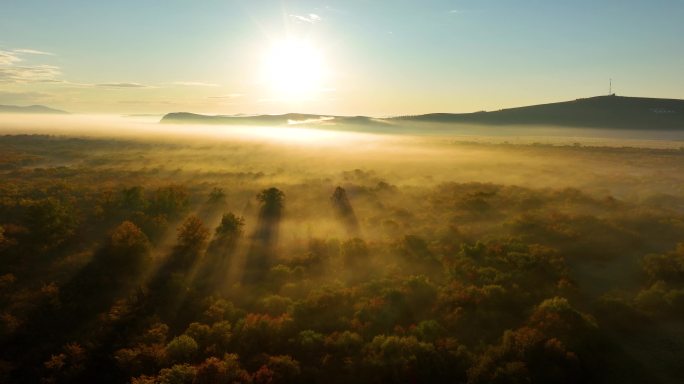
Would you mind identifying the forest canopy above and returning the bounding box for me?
[1,133,683,383]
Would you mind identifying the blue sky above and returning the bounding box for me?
[1,0,683,115]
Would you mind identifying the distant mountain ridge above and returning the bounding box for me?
[160,95,684,130]
[161,112,378,126]
[0,104,69,114]
[392,96,684,130]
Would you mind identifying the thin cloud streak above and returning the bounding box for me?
[289,13,322,24]
[0,65,61,83]
[96,83,149,88]
[171,81,220,87]
[14,49,55,56]
[0,49,60,83]
[0,50,22,65]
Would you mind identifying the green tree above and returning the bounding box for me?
[641,244,684,284]
[244,188,285,283]
[177,215,209,249]
[157,364,196,384]
[254,355,301,384]
[42,342,86,384]
[211,212,245,250]
[331,186,360,236]
[254,187,285,245]
[149,185,190,217]
[119,186,148,212]
[165,335,198,364]
[207,187,226,204]
[362,335,442,383]
[24,197,79,250]
[109,221,151,256]
[194,355,252,384]
[257,187,285,213]
[101,220,152,273]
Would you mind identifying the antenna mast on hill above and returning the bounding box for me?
[609,78,613,96]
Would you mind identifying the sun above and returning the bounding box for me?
[260,37,325,100]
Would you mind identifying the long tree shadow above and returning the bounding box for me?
[242,188,285,285]
[74,214,210,383]
[331,186,360,237]
[142,215,209,327]
[193,212,244,295]
[169,212,246,330]
[74,208,249,382]
[2,221,153,383]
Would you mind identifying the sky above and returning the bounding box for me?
[1,0,683,116]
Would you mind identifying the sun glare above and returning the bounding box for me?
[261,37,325,100]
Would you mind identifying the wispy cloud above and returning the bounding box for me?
[14,48,54,56]
[0,49,61,83]
[96,82,148,88]
[0,64,61,83]
[449,9,460,14]
[290,13,322,24]
[0,50,22,66]
[171,81,219,87]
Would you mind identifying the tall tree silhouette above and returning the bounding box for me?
[209,212,245,256]
[143,215,210,322]
[193,213,245,293]
[331,186,360,237]
[244,188,285,283]
[254,188,285,246]
[170,215,210,270]
[3,221,152,383]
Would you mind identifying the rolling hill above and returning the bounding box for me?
[161,112,378,126]
[160,95,684,130]
[0,104,69,114]
[393,95,684,130]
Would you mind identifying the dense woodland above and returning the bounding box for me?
[1,134,684,383]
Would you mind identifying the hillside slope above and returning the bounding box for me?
[0,105,69,114]
[393,96,684,130]
[160,95,684,130]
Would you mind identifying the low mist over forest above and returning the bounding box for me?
[1,116,684,383]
